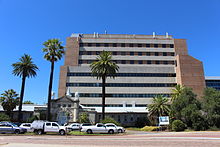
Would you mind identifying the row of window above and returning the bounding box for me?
[79,43,174,48]
[72,93,170,98]
[78,60,175,65]
[57,104,71,108]
[66,83,176,87]
[79,51,175,56]
[82,104,147,107]
[67,72,176,77]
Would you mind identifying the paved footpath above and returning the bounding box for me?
[1,131,220,147]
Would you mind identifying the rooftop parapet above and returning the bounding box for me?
[71,33,173,39]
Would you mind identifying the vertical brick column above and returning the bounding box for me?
[58,37,80,97]
[174,39,205,98]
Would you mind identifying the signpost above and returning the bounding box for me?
[159,116,169,125]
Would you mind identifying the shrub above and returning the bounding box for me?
[140,126,159,131]
[135,117,151,128]
[100,116,120,126]
[0,113,10,121]
[79,112,90,123]
[172,120,186,132]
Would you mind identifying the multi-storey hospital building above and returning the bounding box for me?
[58,33,207,124]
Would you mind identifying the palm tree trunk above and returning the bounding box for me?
[18,75,26,122]
[102,75,106,120]
[47,61,54,121]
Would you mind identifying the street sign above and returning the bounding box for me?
[159,116,169,125]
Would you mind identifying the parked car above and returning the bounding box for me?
[19,123,33,132]
[66,123,81,131]
[0,122,27,134]
[81,123,117,134]
[105,123,125,133]
[31,120,68,135]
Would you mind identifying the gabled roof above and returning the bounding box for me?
[51,95,76,103]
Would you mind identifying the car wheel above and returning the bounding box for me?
[59,130,65,135]
[37,130,43,135]
[14,130,20,134]
[118,129,123,133]
[86,129,93,134]
[108,130,114,134]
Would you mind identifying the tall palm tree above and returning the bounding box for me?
[0,89,19,117]
[42,39,65,121]
[171,84,184,102]
[148,95,170,118]
[90,51,119,120]
[12,54,38,122]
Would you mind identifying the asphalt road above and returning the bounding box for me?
[1,131,220,147]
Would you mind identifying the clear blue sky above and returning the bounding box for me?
[0,0,219,104]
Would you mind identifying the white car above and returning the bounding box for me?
[66,123,81,131]
[19,123,33,132]
[105,123,125,133]
[81,123,117,134]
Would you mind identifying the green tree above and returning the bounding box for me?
[171,84,184,102]
[148,95,170,125]
[42,39,65,121]
[12,54,38,122]
[170,87,207,130]
[90,51,119,120]
[23,100,34,104]
[202,88,220,128]
[148,95,170,117]
[79,112,90,123]
[0,89,19,117]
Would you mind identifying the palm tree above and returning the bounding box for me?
[90,51,119,120]
[42,39,65,121]
[148,95,170,118]
[0,89,19,117]
[171,84,184,102]
[12,54,38,122]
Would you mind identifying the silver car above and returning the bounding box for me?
[0,122,27,134]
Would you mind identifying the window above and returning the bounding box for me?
[129,44,134,47]
[46,123,51,126]
[68,104,71,107]
[79,43,84,47]
[97,124,104,127]
[113,43,117,47]
[96,51,100,55]
[88,43,92,47]
[63,104,66,107]
[121,60,126,64]
[130,52,134,56]
[155,52,159,56]
[113,52,117,55]
[126,104,132,107]
[87,51,92,55]
[130,60,134,64]
[146,44,150,48]
[162,44,166,48]
[164,61,168,65]
[147,61,151,64]
[96,43,100,47]
[138,61,143,64]
[121,43,125,47]
[121,52,126,56]
[154,44,158,48]
[138,52,142,56]
[170,44,174,48]
[163,52,167,56]
[104,43,109,47]
[58,104,61,107]
[156,61,160,64]
[78,60,83,64]
[124,116,127,122]
[52,123,58,127]
[138,44,142,47]
[146,52,151,56]
[171,52,175,56]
